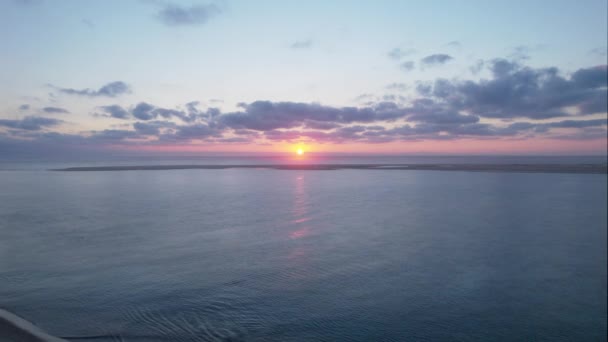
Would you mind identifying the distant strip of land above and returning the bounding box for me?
[51,164,607,174]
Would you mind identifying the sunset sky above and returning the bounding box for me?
[1,0,607,156]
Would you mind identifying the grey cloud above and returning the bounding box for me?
[99,105,130,119]
[133,121,177,135]
[98,102,213,122]
[354,94,374,102]
[546,118,607,128]
[470,60,485,74]
[590,47,607,57]
[388,48,416,60]
[423,60,608,119]
[386,83,408,91]
[400,61,415,72]
[82,19,95,28]
[509,45,532,60]
[154,108,187,120]
[0,116,62,131]
[290,40,312,49]
[89,129,141,142]
[420,54,453,66]
[19,104,30,111]
[217,100,409,131]
[303,120,342,130]
[2,58,606,150]
[571,65,608,89]
[42,106,69,114]
[408,111,479,125]
[173,124,221,140]
[158,3,221,26]
[132,102,156,120]
[56,81,131,97]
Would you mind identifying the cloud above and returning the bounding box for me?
[386,83,408,91]
[217,100,409,131]
[420,54,453,66]
[590,46,607,57]
[400,61,415,72]
[132,102,157,120]
[546,118,607,129]
[42,106,69,114]
[133,121,177,135]
[0,116,62,131]
[95,101,218,122]
[290,40,312,49]
[158,3,221,26]
[469,60,485,74]
[167,123,221,141]
[2,58,606,151]
[19,104,30,111]
[387,48,416,60]
[88,129,142,142]
[446,41,461,48]
[98,105,130,119]
[55,81,131,97]
[81,19,95,28]
[423,61,608,119]
[509,45,532,60]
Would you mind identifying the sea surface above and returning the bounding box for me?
[0,156,606,341]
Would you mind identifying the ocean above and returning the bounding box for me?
[0,156,606,341]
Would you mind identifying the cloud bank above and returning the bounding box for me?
[158,3,221,26]
[54,81,131,97]
[1,59,606,153]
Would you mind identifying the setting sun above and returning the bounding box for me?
[297,148,304,155]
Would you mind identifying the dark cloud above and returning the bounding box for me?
[89,129,142,142]
[99,105,130,119]
[0,116,62,131]
[546,118,607,129]
[131,102,202,122]
[2,58,605,151]
[422,60,608,118]
[387,48,416,60]
[408,111,479,125]
[217,100,409,131]
[303,121,342,130]
[158,3,221,26]
[132,102,157,120]
[400,61,415,72]
[420,54,453,66]
[56,81,131,97]
[42,106,69,114]
[96,102,215,122]
[290,40,312,49]
[19,104,30,111]
[571,65,608,89]
[172,124,220,140]
[133,121,177,135]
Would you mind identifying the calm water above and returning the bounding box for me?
[0,163,606,341]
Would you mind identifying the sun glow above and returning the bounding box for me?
[297,148,304,155]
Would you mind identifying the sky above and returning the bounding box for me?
[0,0,607,157]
